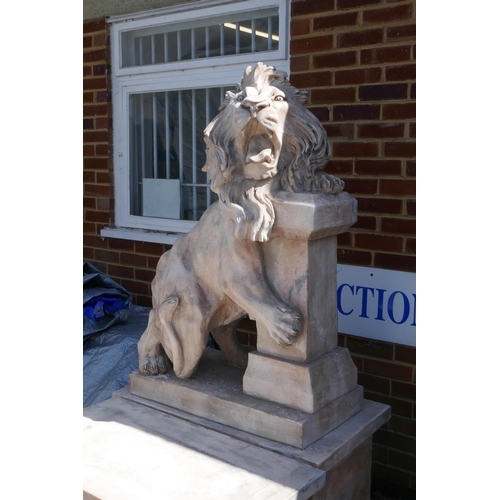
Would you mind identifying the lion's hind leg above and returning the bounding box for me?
[138,309,169,375]
[211,320,248,369]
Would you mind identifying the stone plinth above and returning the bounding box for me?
[129,349,362,449]
[243,191,358,413]
[83,387,390,500]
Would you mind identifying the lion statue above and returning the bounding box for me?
[138,62,344,378]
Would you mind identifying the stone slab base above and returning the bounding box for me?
[84,396,325,500]
[84,388,390,499]
[243,347,358,413]
[129,348,363,449]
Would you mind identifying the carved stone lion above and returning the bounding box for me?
[138,63,344,378]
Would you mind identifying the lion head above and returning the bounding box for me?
[203,62,344,242]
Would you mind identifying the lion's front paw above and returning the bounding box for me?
[139,353,169,376]
[313,173,345,194]
[269,306,303,347]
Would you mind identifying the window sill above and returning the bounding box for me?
[100,227,184,245]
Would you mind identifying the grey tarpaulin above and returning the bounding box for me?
[83,304,151,407]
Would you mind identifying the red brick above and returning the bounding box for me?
[391,381,416,400]
[94,249,119,263]
[361,45,411,64]
[84,158,110,170]
[97,198,111,211]
[343,178,378,194]
[93,64,107,76]
[96,91,111,102]
[363,358,413,382]
[83,36,92,49]
[308,106,330,121]
[83,247,94,260]
[338,29,383,48]
[355,159,401,176]
[395,345,416,364]
[83,48,107,64]
[135,268,156,283]
[405,238,416,254]
[371,463,412,489]
[380,179,416,195]
[83,170,95,183]
[83,103,108,117]
[387,24,416,41]
[84,130,109,143]
[313,12,358,31]
[135,241,166,256]
[382,103,416,119]
[310,87,355,104]
[313,50,357,69]
[410,83,416,98]
[291,18,310,36]
[291,0,335,16]
[406,159,416,176]
[335,67,382,85]
[84,184,110,198]
[291,55,310,72]
[108,239,135,251]
[83,77,107,91]
[409,122,416,138]
[381,217,415,235]
[85,209,111,224]
[83,222,96,234]
[358,123,405,139]
[108,264,135,280]
[93,34,107,47]
[359,83,407,101]
[324,159,354,175]
[83,19,106,34]
[362,4,413,24]
[290,35,333,55]
[337,0,382,9]
[136,295,153,307]
[374,252,415,272]
[358,373,390,394]
[384,141,416,158]
[355,234,403,252]
[338,232,351,246]
[95,117,110,129]
[357,197,402,214]
[121,279,150,296]
[333,104,380,121]
[83,91,94,103]
[290,71,332,88]
[83,234,107,249]
[388,415,416,436]
[353,215,377,230]
[95,145,110,156]
[83,197,96,209]
[337,248,372,266]
[366,392,413,418]
[323,124,355,139]
[373,429,415,455]
[386,63,416,81]
[83,118,94,130]
[120,252,148,267]
[331,141,379,157]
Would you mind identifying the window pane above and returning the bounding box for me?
[121,9,279,68]
[129,85,233,221]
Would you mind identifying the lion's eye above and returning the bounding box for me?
[237,94,245,101]
[274,95,285,101]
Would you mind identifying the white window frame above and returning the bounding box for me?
[103,0,290,243]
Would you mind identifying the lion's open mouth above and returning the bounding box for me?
[245,134,275,165]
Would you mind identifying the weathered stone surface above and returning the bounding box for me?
[243,347,358,413]
[83,396,325,500]
[129,348,363,449]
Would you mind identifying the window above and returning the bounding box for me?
[104,0,290,243]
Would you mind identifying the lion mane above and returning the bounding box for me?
[202,62,344,243]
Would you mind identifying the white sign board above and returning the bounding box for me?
[142,179,181,219]
[337,264,416,347]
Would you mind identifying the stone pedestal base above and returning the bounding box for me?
[129,348,363,449]
[243,347,358,413]
[83,387,390,500]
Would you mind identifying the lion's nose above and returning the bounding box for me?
[241,96,270,116]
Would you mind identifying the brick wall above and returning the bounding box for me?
[83,19,169,306]
[290,0,416,275]
[83,2,416,496]
[289,1,416,496]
